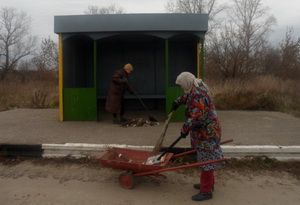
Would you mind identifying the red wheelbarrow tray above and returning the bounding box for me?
[99,147,174,174]
[99,147,225,177]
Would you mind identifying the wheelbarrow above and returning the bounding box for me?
[98,138,231,189]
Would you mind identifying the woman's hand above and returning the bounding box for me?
[180,132,188,139]
[170,101,179,112]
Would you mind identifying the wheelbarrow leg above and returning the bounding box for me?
[119,171,135,189]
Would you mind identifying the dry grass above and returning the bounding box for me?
[208,75,300,117]
[0,70,58,111]
[0,72,299,118]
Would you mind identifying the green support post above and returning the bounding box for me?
[94,40,98,120]
[165,39,185,121]
[165,39,169,90]
[201,39,206,80]
[94,41,97,89]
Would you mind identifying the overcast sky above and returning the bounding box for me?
[0,0,299,44]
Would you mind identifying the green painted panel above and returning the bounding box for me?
[166,86,185,121]
[64,88,97,121]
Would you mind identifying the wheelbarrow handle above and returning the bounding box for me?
[173,139,234,158]
[135,158,226,177]
[157,135,183,160]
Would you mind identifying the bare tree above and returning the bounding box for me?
[84,4,124,15]
[0,7,36,79]
[279,28,300,77]
[166,0,216,14]
[166,0,225,34]
[18,59,34,71]
[208,0,276,78]
[260,46,281,74]
[231,0,276,72]
[32,37,58,70]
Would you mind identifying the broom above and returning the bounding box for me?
[133,92,158,122]
[152,111,174,153]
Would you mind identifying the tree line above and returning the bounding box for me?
[0,7,57,80]
[167,0,300,80]
[0,0,299,81]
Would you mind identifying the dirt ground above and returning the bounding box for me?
[0,109,300,145]
[0,158,299,205]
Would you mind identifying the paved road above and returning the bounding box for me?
[0,109,299,145]
[0,159,299,205]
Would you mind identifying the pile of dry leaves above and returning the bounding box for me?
[121,118,159,127]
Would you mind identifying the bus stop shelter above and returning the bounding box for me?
[54,13,208,121]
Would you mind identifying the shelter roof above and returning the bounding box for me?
[54,13,208,34]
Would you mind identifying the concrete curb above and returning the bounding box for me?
[41,143,300,161]
[1,143,300,160]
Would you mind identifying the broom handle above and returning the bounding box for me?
[152,111,173,153]
[133,92,150,112]
[157,135,182,160]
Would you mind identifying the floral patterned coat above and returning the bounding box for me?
[174,83,223,171]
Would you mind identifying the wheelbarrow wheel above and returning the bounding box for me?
[119,172,135,189]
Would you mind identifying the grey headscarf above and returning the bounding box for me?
[175,72,208,94]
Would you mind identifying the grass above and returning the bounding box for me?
[0,70,58,111]
[208,75,300,117]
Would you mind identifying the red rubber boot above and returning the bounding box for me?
[192,170,214,201]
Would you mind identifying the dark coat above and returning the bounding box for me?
[105,69,133,114]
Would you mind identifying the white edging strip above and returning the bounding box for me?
[42,143,154,158]
[42,144,300,160]
[223,145,300,160]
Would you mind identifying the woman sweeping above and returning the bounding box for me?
[170,72,223,201]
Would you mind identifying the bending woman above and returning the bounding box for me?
[171,72,224,202]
